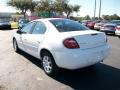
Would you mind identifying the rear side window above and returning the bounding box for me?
[32,21,46,34]
[49,19,88,32]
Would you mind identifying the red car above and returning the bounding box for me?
[86,21,96,29]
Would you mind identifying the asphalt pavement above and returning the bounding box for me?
[0,30,120,90]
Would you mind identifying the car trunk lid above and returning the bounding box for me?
[61,30,106,49]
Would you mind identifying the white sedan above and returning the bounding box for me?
[13,18,109,76]
[115,26,120,38]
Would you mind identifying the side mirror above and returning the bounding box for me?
[17,30,26,34]
[17,30,22,34]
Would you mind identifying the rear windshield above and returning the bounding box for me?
[49,19,88,32]
[110,20,120,25]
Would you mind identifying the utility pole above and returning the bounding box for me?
[99,0,101,20]
[94,0,96,20]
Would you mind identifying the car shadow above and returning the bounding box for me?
[18,50,120,90]
[107,34,117,37]
[18,50,42,68]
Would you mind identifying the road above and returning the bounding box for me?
[0,30,120,90]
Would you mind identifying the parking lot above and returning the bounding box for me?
[0,30,120,90]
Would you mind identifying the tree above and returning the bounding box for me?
[55,0,80,18]
[83,15,91,20]
[111,14,120,20]
[7,0,32,18]
[29,1,38,16]
[54,0,68,15]
[35,0,80,18]
[35,0,55,17]
[102,14,120,20]
[63,4,73,18]
[102,15,110,20]
[92,17,98,20]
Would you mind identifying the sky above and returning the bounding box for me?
[0,0,120,17]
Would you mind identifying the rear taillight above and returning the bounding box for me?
[63,38,80,49]
[116,27,120,31]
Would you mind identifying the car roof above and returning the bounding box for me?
[104,23,116,26]
[111,20,120,21]
[32,18,65,22]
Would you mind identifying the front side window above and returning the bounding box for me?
[32,22,46,34]
[21,22,35,34]
[49,19,89,32]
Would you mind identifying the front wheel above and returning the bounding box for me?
[41,52,59,76]
[13,39,19,52]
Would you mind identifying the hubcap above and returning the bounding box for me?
[43,56,52,73]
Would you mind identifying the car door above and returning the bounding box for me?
[20,22,36,53]
[23,21,47,58]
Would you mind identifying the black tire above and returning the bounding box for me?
[41,51,59,76]
[13,39,19,52]
[118,36,120,39]
[105,32,108,35]
[113,32,115,35]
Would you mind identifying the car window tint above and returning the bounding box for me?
[32,22,46,34]
[50,19,89,32]
[21,22,35,34]
[110,20,120,25]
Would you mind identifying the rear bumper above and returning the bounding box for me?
[87,26,94,29]
[115,30,120,36]
[0,25,11,29]
[54,45,110,69]
[100,29,115,34]
[94,26,100,30]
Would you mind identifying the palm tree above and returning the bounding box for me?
[55,0,80,18]
[64,4,80,18]
[54,0,68,15]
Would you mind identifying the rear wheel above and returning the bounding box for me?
[13,39,19,52]
[41,51,59,76]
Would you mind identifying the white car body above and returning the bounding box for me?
[13,18,109,70]
[115,26,120,36]
[94,23,104,30]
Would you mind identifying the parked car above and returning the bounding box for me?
[115,26,120,38]
[0,19,11,30]
[100,20,120,35]
[81,20,92,26]
[100,23,116,35]
[13,18,109,76]
[10,21,19,29]
[86,21,96,29]
[94,21,108,30]
[18,19,29,29]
